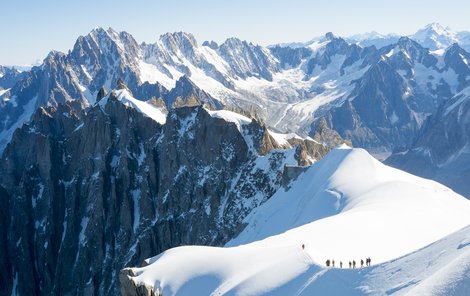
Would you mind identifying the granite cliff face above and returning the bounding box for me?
[0,86,338,296]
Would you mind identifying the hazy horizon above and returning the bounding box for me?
[2,0,470,65]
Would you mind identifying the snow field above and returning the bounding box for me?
[126,147,470,295]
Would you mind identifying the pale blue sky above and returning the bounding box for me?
[2,0,470,65]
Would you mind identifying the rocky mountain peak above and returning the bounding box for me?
[202,40,219,50]
[159,31,198,53]
[324,34,350,53]
[167,75,206,108]
[313,117,352,148]
[116,78,129,91]
[422,22,452,35]
[221,37,247,48]
[386,37,436,69]
[218,37,279,81]
[306,34,352,74]
[75,27,141,65]
[86,27,136,47]
[43,50,66,66]
[396,36,424,53]
[324,32,336,41]
[96,86,108,102]
[443,43,470,87]
[445,42,466,56]
[89,26,108,37]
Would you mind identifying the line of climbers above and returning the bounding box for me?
[325,257,371,268]
[300,244,372,268]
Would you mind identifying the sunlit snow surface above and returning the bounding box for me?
[98,89,166,124]
[206,109,251,132]
[127,147,470,295]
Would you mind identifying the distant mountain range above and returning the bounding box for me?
[345,22,470,51]
[2,23,470,155]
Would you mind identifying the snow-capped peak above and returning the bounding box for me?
[423,22,451,35]
[159,31,198,52]
[411,22,458,50]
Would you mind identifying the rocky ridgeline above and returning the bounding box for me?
[0,84,344,296]
[4,27,470,156]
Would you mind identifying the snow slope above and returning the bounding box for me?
[206,109,252,132]
[124,147,470,295]
[98,88,167,124]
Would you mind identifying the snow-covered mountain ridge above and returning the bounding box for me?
[121,147,470,296]
[3,23,470,155]
[346,22,470,52]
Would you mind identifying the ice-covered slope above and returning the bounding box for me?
[121,147,470,295]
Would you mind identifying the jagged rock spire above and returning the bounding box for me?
[96,86,107,102]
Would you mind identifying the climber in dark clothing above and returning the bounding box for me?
[340,261,343,268]
[353,260,356,268]
[332,259,335,267]
[349,261,352,268]
[366,257,371,266]
[326,259,330,267]
[361,259,364,268]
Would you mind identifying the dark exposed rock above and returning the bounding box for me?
[316,59,419,153]
[0,94,331,296]
[96,86,108,102]
[164,75,222,109]
[202,40,219,50]
[269,46,312,69]
[119,269,160,296]
[313,117,352,149]
[132,82,167,103]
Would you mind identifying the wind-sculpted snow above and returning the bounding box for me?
[122,147,470,295]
